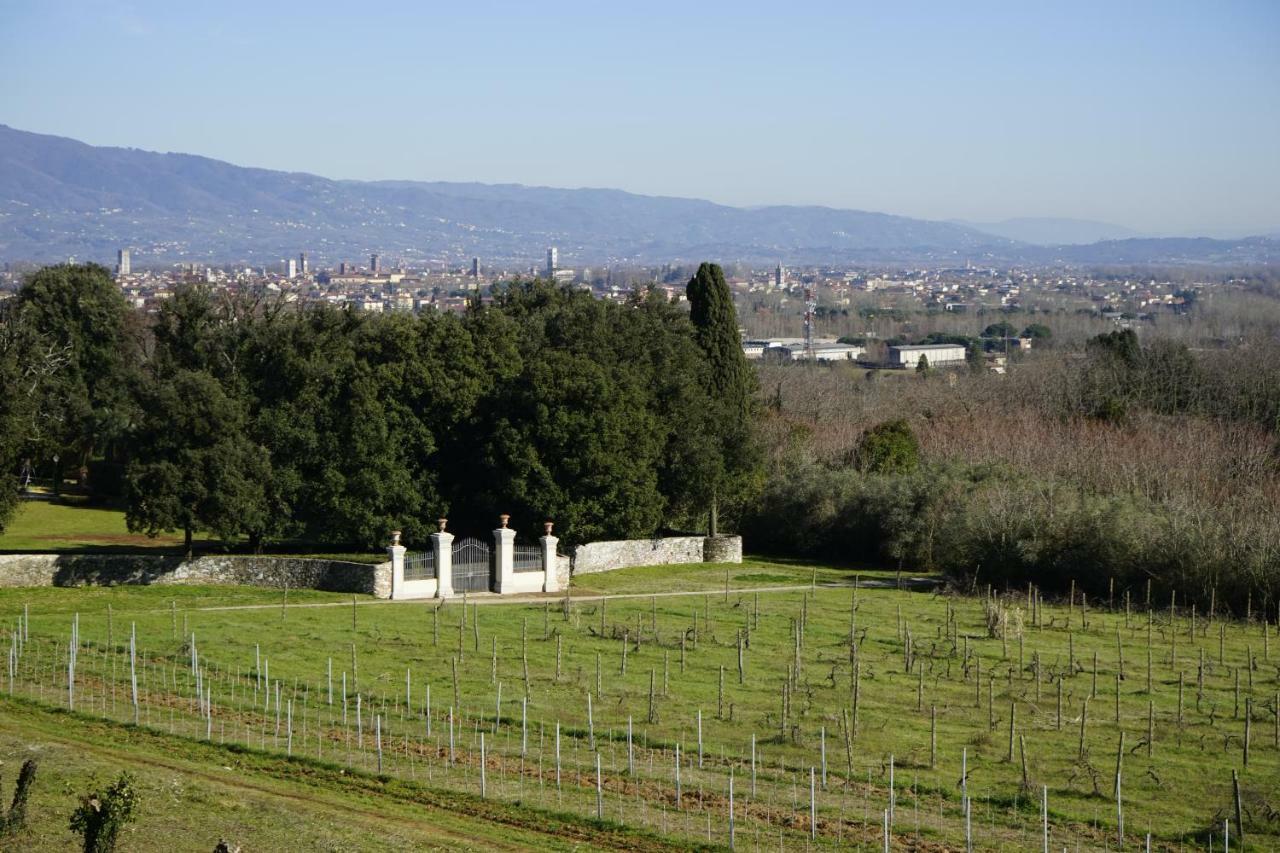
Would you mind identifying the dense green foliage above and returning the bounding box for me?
[0,304,34,529]
[686,262,761,532]
[854,419,920,474]
[14,265,134,484]
[691,262,757,527]
[0,267,757,549]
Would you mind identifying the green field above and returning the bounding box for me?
[0,570,1277,850]
[0,499,384,562]
[0,499,190,552]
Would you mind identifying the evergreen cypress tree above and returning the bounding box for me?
[685,262,759,535]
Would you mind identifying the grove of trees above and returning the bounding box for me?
[0,264,758,551]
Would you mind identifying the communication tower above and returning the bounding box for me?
[803,284,817,361]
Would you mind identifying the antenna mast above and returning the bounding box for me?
[803,283,817,361]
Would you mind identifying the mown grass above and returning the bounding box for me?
[0,499,191,552]
[0,499,382,562]
[1,569,1277,850]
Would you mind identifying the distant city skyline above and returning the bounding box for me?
[1,1,1277,235]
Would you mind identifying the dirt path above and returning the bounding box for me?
[155,576,942,616]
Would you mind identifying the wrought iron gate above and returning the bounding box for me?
[452,537,492,592]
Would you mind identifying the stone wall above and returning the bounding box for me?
[703,535,743,563]
[0,553,390,597]
[570,535,742,575]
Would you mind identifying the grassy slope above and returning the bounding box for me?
[0,499,189,551]
[0,500,382,562]
[0,698,687,852]
[1,570,1277,849]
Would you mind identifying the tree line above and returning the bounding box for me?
[0,263,758,553]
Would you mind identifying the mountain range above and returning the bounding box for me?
[1,124,1275,268]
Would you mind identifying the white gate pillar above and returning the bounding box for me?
[388,530,407,600]
[540,521,560,594]
[432,519,454,599]
[493,514,516,594]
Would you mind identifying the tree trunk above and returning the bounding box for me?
[184,527,193,562]
[709,491,719,538]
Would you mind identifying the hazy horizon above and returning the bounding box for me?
[2,1,1277,237]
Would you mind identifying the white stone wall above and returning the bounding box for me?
[571,536,726,575]
[501,570,546,595]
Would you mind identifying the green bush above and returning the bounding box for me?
[69,773,140,853]
[855,419,920,474]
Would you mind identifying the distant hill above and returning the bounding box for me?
[1021,236,1278,266]
[959,217,1142,246]
[0,124,1006,266]
[0,124,1274,267]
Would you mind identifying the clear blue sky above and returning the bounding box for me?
[3,1,1278,235]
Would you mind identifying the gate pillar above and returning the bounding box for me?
[493,515,516,594]
[388,530,407,600]
[432,519,454,599]
[540,521,560,594]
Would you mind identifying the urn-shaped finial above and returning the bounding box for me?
[390,530,402,546]
[544,521,554,536]
[499,514,510,529]
[437,517,448,533]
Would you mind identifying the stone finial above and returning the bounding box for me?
[499,513,510,529]
[544,521,554,536]
[437,517,448,533]
[390,530,402,547]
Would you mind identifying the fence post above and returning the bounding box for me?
[541,521,560,593]
[432,518,454,599]
[493,514,516,594]
[388,530,407,600]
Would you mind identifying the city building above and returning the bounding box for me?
[299,252,308,275]
[471,257,480,278]
[775,263,784,289]
[370,254,381,274]
[116,248,131,276]
[546,247,558,277]
[285,258,297,279]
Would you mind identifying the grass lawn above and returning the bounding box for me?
[2,567,1275,850]
[0,499,190,552]
[0,499,382,562]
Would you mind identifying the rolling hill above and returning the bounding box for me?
[1,124,1274,267]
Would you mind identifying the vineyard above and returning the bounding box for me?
[2,567,1278,850]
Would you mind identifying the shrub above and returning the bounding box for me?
[855,419,920,475]
[69,773,140,853]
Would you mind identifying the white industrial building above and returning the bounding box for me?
[887,343,967,368]
[741,339,864,362]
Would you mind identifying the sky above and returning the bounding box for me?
[2,1,1278,236]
